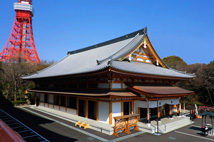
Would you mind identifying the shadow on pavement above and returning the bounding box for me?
[0,106,78,142]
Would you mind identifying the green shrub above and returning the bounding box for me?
[10,99,27,105]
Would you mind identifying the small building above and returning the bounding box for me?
[23,27,194,126]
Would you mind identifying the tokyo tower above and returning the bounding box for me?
[0,0,40,64]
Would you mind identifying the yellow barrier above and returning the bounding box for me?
[75,121,90,129]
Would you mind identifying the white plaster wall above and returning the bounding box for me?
[67,108,76,115]
[49,104,53,109]
[54,105,59,111]
[112,83,121,89]
[149,98,180,108]
[60,107,66,112]
[98,83,110,88]
[49,94,54,104]
[135,98,180,111]
[40,94,44,102]
[99,102,109,124]
[112,102,121,125]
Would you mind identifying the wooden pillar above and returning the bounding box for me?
[163,105,166,116]
[53,94,55,109]
[43,94,45,106]
[121,102,123,116]
[138,107,140,120]
[59,95,61,111]
[76,98,79,116]
[96,101,99,121]
[179,103,181,115]
[177,104,179,114]
[65,96,68,113]
[39,94,40,106]
[131,100,134,114]
[169,105,172,117]
[47,94,49,108]
[158,106,160,118]
[147,103,150,123]
[34,94,36,106]
[85,100,88,118]
[184,103,186,112]
[109,101,112,125]
[109,81,112,89]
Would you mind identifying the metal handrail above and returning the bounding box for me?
[161,121,167,132]
[150,123,157,132]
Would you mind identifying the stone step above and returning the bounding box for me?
[164,121,192,133]
[150,117,193,134]
[138,122,156,134]
[164,119,191,128]
[159,120,192,133]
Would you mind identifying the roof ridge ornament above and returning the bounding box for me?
[144,27,147,35]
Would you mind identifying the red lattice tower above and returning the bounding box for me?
[0,0,40,64]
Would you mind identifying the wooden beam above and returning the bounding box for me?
[109,101,112,125]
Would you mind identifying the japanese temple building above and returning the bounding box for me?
[23,27,194,126]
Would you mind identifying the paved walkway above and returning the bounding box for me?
[1,105,213,142]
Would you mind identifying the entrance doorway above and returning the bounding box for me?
[123,102,132,115]
[165,104,169,115]
[140,108,147,118]
[151,108,157,117]
[88,101,97,120]
[78,100,86,117]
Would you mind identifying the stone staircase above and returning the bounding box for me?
[153,116,193,134]
[138,115,193,134]
[138,122,156,134]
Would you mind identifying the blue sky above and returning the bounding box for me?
[0,0,213,64]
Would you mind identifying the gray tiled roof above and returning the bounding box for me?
[23,28,194,80]
[111,61,194,78]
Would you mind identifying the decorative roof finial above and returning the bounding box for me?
[144,27,147,35]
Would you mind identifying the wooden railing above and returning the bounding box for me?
[112,114,140,137]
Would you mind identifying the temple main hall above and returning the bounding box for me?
[23,27,194,134]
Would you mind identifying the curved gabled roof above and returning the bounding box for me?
[111,61,195,79]
[23,27,194,80]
